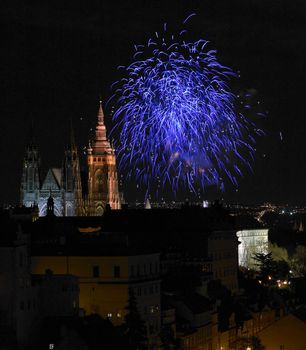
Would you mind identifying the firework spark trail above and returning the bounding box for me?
[110,16,262,196]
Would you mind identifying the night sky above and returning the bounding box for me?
[0,0,305,205]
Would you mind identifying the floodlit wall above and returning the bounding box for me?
[236,229,269,269]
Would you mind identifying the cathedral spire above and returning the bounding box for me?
[29,118,35,148]
[98,100,105,126]
[69,119,77,151]
[20,122,41,207]
[92,100,111,154]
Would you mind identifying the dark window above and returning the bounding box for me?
[143,264,147,274]
[114,266,120,278]
[137,287,142,296]
[93,266,100,278]
[20,301,24,311]
[130,265,134,276]
[149,263,152,274]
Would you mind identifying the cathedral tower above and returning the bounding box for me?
[87,101,121,215]
[20,135,40,207]
[62,125,84,216]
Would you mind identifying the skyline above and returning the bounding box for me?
[0,0,305,205]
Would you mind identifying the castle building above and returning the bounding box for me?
[20,101,121,216]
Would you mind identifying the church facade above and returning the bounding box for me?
[20,102,121,216]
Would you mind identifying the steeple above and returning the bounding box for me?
[70,119,77,151]
[62,120,84,216]
[97,100,105,126]
[90,100,112,155]
[29,118,35,148]
[86,99,121,215]
[20,122,41,207]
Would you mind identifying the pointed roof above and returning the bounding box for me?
[97,100,105,126]
[90,100,112,155]
[25,118,38,152]
[70,119,77,150]
[145,198,152,209]
[29,118,35,147]
[41,168,61,190]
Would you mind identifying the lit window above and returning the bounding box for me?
[107,313,112,318]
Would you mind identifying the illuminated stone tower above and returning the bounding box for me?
[20,139,41,207]
[61,126,84,216]
[87,101,121,215]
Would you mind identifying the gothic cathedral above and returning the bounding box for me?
[20,102,121,216]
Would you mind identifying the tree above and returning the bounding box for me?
[254,252,276,281]
[236,336,265,350]
[274,260,290,280]
[123,288,148,350]
[254,252,290,284]
[291,245,306,277]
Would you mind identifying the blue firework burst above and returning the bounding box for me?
[110,17,262,195]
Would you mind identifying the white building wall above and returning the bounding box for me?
[236,229,269,269]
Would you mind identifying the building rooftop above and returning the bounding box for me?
[28,206,236,256]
